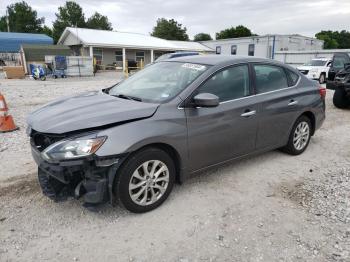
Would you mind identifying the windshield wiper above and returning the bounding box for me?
[112,93,142,102]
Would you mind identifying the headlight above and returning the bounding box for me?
[42,137,106,161]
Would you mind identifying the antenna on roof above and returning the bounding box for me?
[5,10,10,32]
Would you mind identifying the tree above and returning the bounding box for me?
[151,18,189,41]
[315,31,338,49]
[52,1,86,43]
[194,33,212,41]
[0,18,7,32]
[86,12,112,30]
[0,1,44,33]
[315,30,350,49]
[41,25,53,38]
[337,30,350,49]
[216,25,253,40]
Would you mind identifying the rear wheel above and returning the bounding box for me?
[282,116,312,155]
[115,147,175,213]
[333,88,350,109]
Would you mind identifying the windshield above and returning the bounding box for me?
[109,62,209,103]
[303,60,327,66]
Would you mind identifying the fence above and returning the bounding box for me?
[45,56,93,76]
[0,52,21,67]
[123,59,144,78]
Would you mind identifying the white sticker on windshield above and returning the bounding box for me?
[182,63,206,71]
[161,93,170,98]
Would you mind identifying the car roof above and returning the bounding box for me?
[169,52,198,57]
[173,51,199,54]
[164,55,278,66]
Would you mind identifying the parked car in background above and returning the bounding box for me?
[155,51,199,62]
[326,52,350,108]
[331,64,350,108]
[297,57,332,84]
[27,56,326,213]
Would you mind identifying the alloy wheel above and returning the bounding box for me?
[293,121,310,151]
[128,160,169,206]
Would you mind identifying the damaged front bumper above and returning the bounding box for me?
[31,143,124,207]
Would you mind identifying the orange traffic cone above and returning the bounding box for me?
[0,92,19,133]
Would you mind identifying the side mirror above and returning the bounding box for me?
[193,93,219,108]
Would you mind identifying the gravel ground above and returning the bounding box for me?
[0,76,350,261]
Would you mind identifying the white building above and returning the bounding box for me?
[200,34,324,59]
[58,27,213,70]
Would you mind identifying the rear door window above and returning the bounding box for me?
[285,69,300,86]
[197,65,250,102]
[253,64,289,94]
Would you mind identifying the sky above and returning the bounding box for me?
[0,0,349,39]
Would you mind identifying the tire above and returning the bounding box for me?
[282,116,312,155]
[114,147,175,213]
[319,73,325,84]
[333,88,350,109]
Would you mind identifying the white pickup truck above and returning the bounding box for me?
[297,58,332,84]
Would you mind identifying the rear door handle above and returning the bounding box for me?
[241,110,256,117]
[288,100,298,106]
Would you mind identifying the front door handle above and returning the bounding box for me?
[288,100,298,106]
[241,110,256,117]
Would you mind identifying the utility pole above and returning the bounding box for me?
[6,10,10,32]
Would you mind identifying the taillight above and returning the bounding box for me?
[319,86,326,99]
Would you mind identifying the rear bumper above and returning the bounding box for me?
[315,109,325,132]
[31,145,123,206]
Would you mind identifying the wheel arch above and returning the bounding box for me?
[145,143,182,183]
[126,142,183,184]
[299,111,316,135]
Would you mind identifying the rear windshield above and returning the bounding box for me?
[109,62,209,103]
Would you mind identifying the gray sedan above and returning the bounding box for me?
[27,55,326,213]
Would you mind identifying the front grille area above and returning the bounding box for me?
[30,130,65,152]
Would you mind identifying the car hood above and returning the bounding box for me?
[27,91,159,134]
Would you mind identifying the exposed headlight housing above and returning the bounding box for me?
[42,136,106,161]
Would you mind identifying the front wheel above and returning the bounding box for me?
[115,147,175,213]
[282,116,312,155]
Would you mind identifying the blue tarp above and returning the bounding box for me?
[0,32,53,52]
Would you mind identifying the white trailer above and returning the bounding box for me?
[200,35,323,59]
